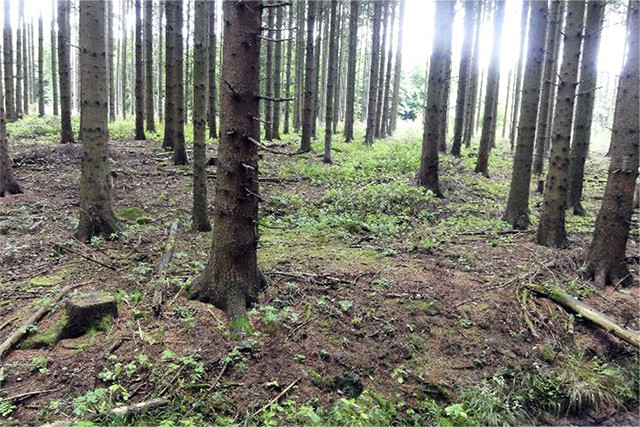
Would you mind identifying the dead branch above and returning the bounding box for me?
[0,388,58,403]
[257,95,295,102]
[246,136,305,156]
[53,243,117,271]
[152,220,180,316]
[252,377,301,417]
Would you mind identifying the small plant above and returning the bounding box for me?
[30,356,48,374]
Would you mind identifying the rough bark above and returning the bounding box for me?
[293,0,305,133]
[163,0,176,151]
[501,68,512,139]
[364,1,382,145]
[532,0,562,190]
[417,0,455,197]
[145,0,156,133]
[135,0,146,140]
[451,1,476,157]
[189,0,264,331]
[272,6,283,140]
[264,8,274,141]
[389,0,405,135]
[37,13,44,117]
[568,1,606,215]
[3,0,15,121]
[16,0,23,118]
[51,0,59,116]
[508,0,531,149]
[343,0,359,142]
[437,4,454,154]
[173,0,188,165]
[75,0,121,242]
[536,0,586,248]
[310,8,323,139]
[58,0,74,143]
[462,0,483,147]
[380,0,396,138]
[192,0,211,232]
[283,4,294,134]
[158,1,164,122]
[332,3,344,134]
[503,0,548,229]
[121,0,127,118]
[323,0,338,164]
[0,65,21,197]
[300,0,316,152]
[474,0,506,176]
[585,0,638,288]
[208,0,217,138]
[374,1,389,139]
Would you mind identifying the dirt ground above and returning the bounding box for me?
[0,136,638,426]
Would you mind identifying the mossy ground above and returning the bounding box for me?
[0,118,637,426]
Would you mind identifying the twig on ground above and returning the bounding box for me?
[252,378,301,417]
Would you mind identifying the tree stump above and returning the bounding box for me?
[58,292,118,339]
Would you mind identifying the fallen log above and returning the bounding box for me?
[0,282,90,359]
[152,220,180,316]
[40,399,170,426]
[527,283,640,349]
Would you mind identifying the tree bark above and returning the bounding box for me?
[364,1,382,145]
[283,4,294,134]
[437,3,454,154]
[323,0,338,164]
[501,68,512,140]
[158,0,164,122]
[3,0,15,122]
[264,8,274,141]
[192,0,211,232]
[121,0,127,118]
[417,0,455,197]
[474,0,506,177]
[0,64,21,197]
[503,0,548,229]
[51,0,59,116]
[207,0,217,139]
[536,0,586,248]
[37,13,44,117]
[272,6,283,140]
[300,0,316,152]
[16,0,23,119]
[343,0,359,142]
[75,0,121,242]
[135,0,146,140]
[389,0,405,135]
[58,0,74,143]
[381,0,396,138]
[107,0,115,122]
[145,0,156,133]
[190,0,264,333]
[163,0,176,150]
[585,0,638,288]
[568,1,606,215]
[374,1,389,139]
[508,0,531,149]
[462,0,483,148]
[173,0,188,165]
[310,8,323,139]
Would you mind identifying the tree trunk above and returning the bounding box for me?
[585,0,638,288]
[323,0,338,164]
[310,9,323,139]
[568,1,606,215]
[501,68,512,139]
[300,0,316,152]
[37,13,44,117]
[343,0,359,142]
[509,0,531,149]
[184,0,191,121]
[332,2,344,135]
[163,0,176,150]
[536,0,586,248]
[135,0,146,140]
[51,0,59,116]
[462,0,483,148]
[418,0,455,197]
[22,3,29,115]
[272,6,283,140]
[172,0,187,165]
[192,0,211,232]
[451,1,477,156]
[190,0,264,333]
[3,0,15,122]
[389,0,405,135]
[158,1,164,122]
[58,0,74,143]
[0,67,21,196]
[121,0,127,118]
[145,0,156,133]
[503,0,548,229]
[374,1,389,139]
[542,2,565,160]
[283,4,294,134]
[532,0,562,192]
[264,8,274,141]
[207,0,217,139]
[75,0,121,242]
[108,0,115,122]
[474,0,506,177]
[380,0,396,138]
[437,8,454,154]
[293,0,305,133]
[364,1,382,145]
[16,0,23,119]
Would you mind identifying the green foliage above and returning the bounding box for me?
[398,66,427,121]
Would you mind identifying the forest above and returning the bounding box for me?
[0,0,638,425]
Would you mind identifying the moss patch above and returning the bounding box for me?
[117,207,148,223]
[29,271,67,288]
[19,315,69,349]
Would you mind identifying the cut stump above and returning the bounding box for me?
[59,292,118,339]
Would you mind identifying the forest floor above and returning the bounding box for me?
[0,117,638,426]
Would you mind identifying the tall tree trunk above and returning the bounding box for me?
[29,19,35,105]
[542,1,565,159]
[58,0,74,143]
[75,0,121,242]
[501,68,512,139]
[172,0,187,165]
[0,67,22,196]
[389,0,404,135]
[475,0,506,176]
[533,0,563,192]
[121,0,127,118]
[135,0,146,140]
[568,1,606,215]
[381,0,396,138]
[310,9,323,139]
[585,0,638,287]
[16,0,23,118]
[264,8,274,141]
[331,2,343,134]
[293,0,305,133]
[190,0,264,333]
[364,1,382,145]
[323,0,338,164]
[272,6,283,140]
[208,0,217,138]
[283,4,294,134]
[184,0,191,121]
[51,0,59,116]
[4,0,15,121]
[300,0,316,151]
[163,0,176,150]
[108,0,115,122]
[145,0,156,133]
[343,0,359,142]
[360,13,370,123]
[318,6,329,125]
[192,0,210,232]
[451,0,476,156]
[462,0,483,147]
[437,6,454,154]
[158,0,164,122]
[536,0,586,248]
[37,13,44,117]
[509,0,532,149]
[503,0,548,229]
[418,0,455,197]
[374,1,389,138]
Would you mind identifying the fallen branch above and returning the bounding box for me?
[54,243,117,271]
[0,316,17,331]
[0,282,90,359]
[152,220,180,316]
[252,377,301,417]
[527,283,640,349]
[457,229,535,236]
[0,388,58,403]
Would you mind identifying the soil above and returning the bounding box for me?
[0,137,638,426]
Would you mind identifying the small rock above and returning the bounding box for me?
[59,292,118,339]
